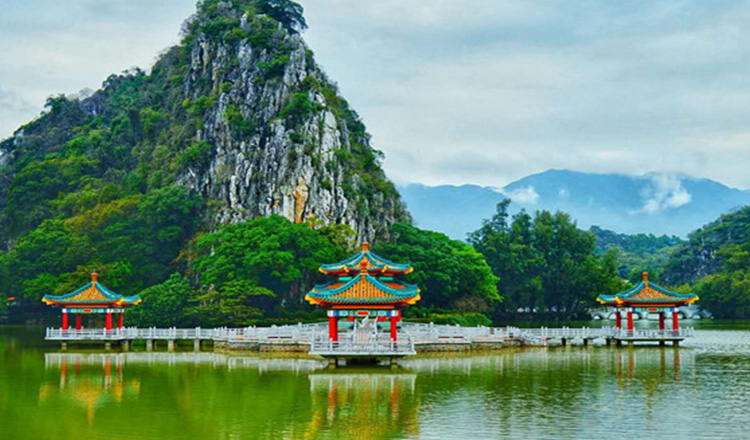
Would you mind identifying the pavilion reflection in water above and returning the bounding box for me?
[305,373,420,440]
[39,354,141,422]
[614,347,687,383]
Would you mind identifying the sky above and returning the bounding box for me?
[2,0,750,188]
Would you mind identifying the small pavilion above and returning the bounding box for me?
[305,243,420,342]
[42,273,141,332]
[597,272,699,334]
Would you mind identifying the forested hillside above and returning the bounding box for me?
[0,0,501,325]
[658,206,750,317]
[0,0,409,320]
[662,206,750,285]
[591,226,682,281]
[0,0,643,325]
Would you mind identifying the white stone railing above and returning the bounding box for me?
[309,337,416,355]
[401,323,502,342]
[613,327,695,338]
[45,327,220,341]
[45,323,696,344]
[511,326,615,339]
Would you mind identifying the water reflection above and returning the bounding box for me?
[39,355,141,422]
[305,374,419,439]
[45,352,327,373]
[5,328,746,440]
[612,347,687,384]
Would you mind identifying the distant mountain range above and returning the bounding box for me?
[399,170,750,239]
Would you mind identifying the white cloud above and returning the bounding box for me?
[498,186,540,205]
[637,174,692,214]
[3,0,750,189]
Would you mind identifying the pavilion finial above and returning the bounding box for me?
[362,242,369,252]
[642,271,649,284]
[359,259,368,274]
[91,273,98,285]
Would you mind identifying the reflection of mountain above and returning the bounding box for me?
[304,374,420,440]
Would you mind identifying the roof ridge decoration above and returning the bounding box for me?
[596,271,699,306]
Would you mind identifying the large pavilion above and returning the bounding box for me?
[42,273,141,332]
[597,272,699,334]
[305,243,420,342]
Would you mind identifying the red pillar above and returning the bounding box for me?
[328,315,338,342]
[659,312,665,331]
[75,314,82,331]
[673,308,679,334]
[118,312,124,329]
[105,312,112,332]
[390,316,398,341]
[614,310,622,329]
[62,311,69,331]
[627,308,634,333]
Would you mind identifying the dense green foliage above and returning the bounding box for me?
[376,223,500,318]
[690,244,750,318]
[257,0,307,32]
[591,226,682,281]
[428,312,493,327]
[0,0,408,323]
[469,200,626,319]
[651,206,750,318]
[127,273,194,327]
[663,206,750,285]
[0,186,203,313]
[190,215,346,321]
[140,219,501,326]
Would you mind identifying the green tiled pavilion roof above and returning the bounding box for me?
[320,242,412,275]
[305,273,420,306]
[42,273,141,307]
[597,272,698,306]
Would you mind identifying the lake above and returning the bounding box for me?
[2,322,749,440]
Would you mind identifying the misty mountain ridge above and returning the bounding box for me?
[399,169,750,239]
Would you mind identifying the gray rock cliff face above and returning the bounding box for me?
[0,3,408,247]
[176,13,407,241]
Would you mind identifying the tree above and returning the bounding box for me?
[127,273,195,327]
[377,223,500,314]
[469,200,625,317]
[191,216,344,316]
[258,0,307,32]
[189,280,274,327]
[691,243,750,318]
[0,219,91,301]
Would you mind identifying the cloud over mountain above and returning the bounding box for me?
[400,170,750,239]
[638,174,692,214]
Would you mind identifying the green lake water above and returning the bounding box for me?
[2,322,750,440]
